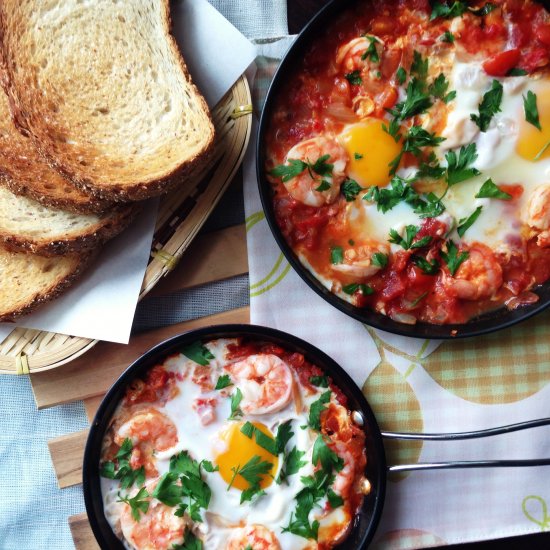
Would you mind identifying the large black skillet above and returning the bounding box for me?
[82,325,388,550]
[256,0,550,339]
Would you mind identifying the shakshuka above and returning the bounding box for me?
[100,337,369,549]
[264,0,550,325]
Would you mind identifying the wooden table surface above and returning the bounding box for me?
[285,1,550,549]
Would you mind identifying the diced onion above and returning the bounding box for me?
[325,102,358,123]
[389,311,417,325]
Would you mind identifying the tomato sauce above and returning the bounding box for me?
[265,0,550,326]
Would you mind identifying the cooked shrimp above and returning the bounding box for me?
[332,242,390,278]
[120,481,189,550]
[282,136,348,207]
[442,244,503,300]
[115,408,178,476]
[336,36,383,73]
[332,442,356,499]
[225,524,281,550]
[224,354,293,415]
[522,184,550,247]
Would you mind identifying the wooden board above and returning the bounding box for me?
[69,514,100,550]
[48,430,88,489]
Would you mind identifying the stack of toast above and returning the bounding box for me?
[0,0,214,321]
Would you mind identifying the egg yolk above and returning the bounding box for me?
[517,89,550,162]
[339,119,401,187]
[215,422,278,491]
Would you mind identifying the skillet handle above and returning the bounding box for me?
[381,417,550,441]
[389,458,550,473]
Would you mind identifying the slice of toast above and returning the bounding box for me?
[0,246,94,321]
[0,0,215,202]
[0,186,138,256]
[0,72,114,214]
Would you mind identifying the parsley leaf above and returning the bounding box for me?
[310,154,334,178]
[330,246,344,265]
[275,420,294,454]
[181,341,214,366]
[469,3,497,16]
[314,179,331,192]
[413,192,446,219]
[430,1,468,20]
[534,140,550,161]
[341,179,364,201]
[361,35,380,63]
[396,66,407,85]
[100,438,145,490]
[278,445,308,484]
[240,422,278,455]
[308,390,331,431]
[475,178,512,200]
[440,241,469,276]
[345,70,362,86]
[118,487,149,522]
[402,126,446,157]
[270,159,307,182]
[457,206,483,237]
[153,472,183,506]
[470,79,503,132]
[388,77,433,121]
[382,117,402,142]
[445,143,481,186]
[172,530,203,550]
[372,252,389,268]
[229,455,273,490]
[327,489,345,508]
[312,436,344,473]
[410,51,429,82]
[411,255,440,275]
[309,375,329,387]
[523,91,542,131]
[389,225,428,250]
[416,153,446,180]
[441,31,455,43]
[507,67,528,76]
[228,388,243,420]
[214,374,233,390]
[354,152,363,160]
[429,73,456,104]
[364,176,419,213]
[342,283,374,295]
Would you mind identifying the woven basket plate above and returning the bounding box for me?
[0,76,252,375]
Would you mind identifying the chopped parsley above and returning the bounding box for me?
[345,70,362,86]
[475,178,512,200]
[440,31,455,43]
[228,387,243,420]
[330,246,344,265]
[470,79,503,132]
[270,155,333,183]
[181,341,214,366]
[354,152,364,160]
[523,91,542,131]
[411,255,440,275]
[534,140,550,161]
[118,487,149,522]
[314,180,331,192]
[100,438,145,490]
[153,472,184,507]
[240,422,278,455]
[440,241,469,276]
[410,50,429,82]
[507,68,528,76]
[228,455,273,498]
[172,530,203,550]
[342,283,374,295]
[389,225,431,250]
[457,206,483,237]
[312,435,344,473]
[372,252,389,268]
[308,390,331,431]
[387,77,433,122]
[389,126,445,175]
[413,192,446,219]
[430,1,468,20]
[309,375,329,387]
[361,35,380,63]
[410,291,429,307]
[416,153,447,180]
[214,374,233,390]
[276,421,307,484]
[396,66,407,85]
[364,176,418,213]
[341,179,364,201]
[469,2,497,16]
[429,73,456,104]
[445,143,481,186]
[275,420,294,454]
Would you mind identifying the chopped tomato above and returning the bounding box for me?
[482,49,521,76]
[535,24,550,46]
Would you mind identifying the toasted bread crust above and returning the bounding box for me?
[0,247,96,321]
[0,0,216,202]
[0,202,140,256]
